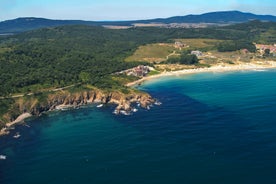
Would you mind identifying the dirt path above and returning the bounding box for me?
[166,51,177,59]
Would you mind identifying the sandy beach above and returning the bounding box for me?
[126,62,276,87]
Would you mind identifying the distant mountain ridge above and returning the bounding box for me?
[148,11,276,23]
[0,11,276,34]
[0,18,98,34]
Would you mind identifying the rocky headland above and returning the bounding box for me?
[0,89,155,136]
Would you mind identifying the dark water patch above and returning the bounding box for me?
[1,70,276,183]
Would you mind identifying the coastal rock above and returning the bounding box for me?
[1,89,156,127]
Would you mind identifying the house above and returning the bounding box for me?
[174,41,189,49]
[255,44,276,54]
[191,50,203,57]
[116,65,150,77]
[175,41,184,48]
[241,49,249,54]
[130,65,150,77]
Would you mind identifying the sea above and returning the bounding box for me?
[1,69,276,184]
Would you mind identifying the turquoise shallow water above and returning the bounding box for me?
[1,69,276,183]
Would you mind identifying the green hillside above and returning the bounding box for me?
[0,21,275,96]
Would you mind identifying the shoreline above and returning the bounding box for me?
[126,62,276,87]
[0,113,32,136]
[0,89,155,136]
[1,62,276,136]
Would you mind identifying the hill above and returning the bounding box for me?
[0,17,104,34]
[147,11,276,24]
[0,11,276,34]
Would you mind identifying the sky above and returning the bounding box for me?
[0,0,276,21]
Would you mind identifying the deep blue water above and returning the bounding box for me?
[1,69,276,184]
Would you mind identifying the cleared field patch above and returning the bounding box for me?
[125,43,176,63]
[126,39,223,63]
[200,50,256,65]
[175,38,222,50]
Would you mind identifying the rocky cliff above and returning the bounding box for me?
[1,89,155,126]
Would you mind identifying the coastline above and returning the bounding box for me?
[0,113,32,136]
[0,89,155,136]
[1,61,276,137]
[126,62,276,87]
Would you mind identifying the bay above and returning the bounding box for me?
[1,69,276,184]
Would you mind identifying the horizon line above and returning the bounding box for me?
[1,10,275,22]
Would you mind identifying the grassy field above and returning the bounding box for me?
[175,38,222,50]
[125,43,176,63]
[125,39,265,66]
[125,39,222,63]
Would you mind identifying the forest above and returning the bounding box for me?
[0,20,275,98]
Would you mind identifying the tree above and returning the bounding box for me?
[263,48,270,57]
[166,57,179,64]
[217,40,256,52]
[179,53,199,65]
[79,72,90,84]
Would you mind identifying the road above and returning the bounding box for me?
[0,84,78,99]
